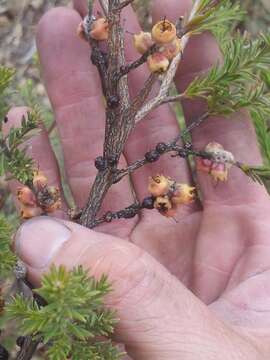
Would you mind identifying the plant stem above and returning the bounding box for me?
[80,0,203,228]
[80,1,134,227]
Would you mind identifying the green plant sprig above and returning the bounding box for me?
[184,0,245,36]
[7,265,121,360]
[185,33,270,117]
[0,108,40,184]
[0,215,17,276]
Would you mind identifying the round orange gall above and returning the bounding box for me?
[134,32,154,55]
[17,186,36,207]
[90,18,109,41]
[147,53,169,73]
[148,175,170,197]
[152,20,177,44]
[171,184,196,205]
[159,38,182,60]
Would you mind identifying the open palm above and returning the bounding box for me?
[9,0,270,358]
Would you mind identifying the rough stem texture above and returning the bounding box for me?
[81,1,134,227]
[80,0,201,228]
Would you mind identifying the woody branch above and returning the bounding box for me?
[79,0,202,228]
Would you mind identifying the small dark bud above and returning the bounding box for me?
[105,211,114,222]
[107,154,118,166]
[184,141,193,150]
[107,95,120,109]
[145,150,160,163]
[123,207,138,219]
[3,116,8,123]
[156,142,167,154]
[117,210,125,219]
[142,196,155,209]
[95,156,107,171]
[0,345,9,360]
[16,336,25,348]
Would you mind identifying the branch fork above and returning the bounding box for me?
[78,0,202,228]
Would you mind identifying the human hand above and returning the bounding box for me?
[7,0,270,358]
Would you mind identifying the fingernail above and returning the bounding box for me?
[15,216,71,269]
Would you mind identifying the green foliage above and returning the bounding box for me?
[185,33,270,117]
[238,163,270,186]
[72,341,123,360]
[19,79,54,129]
[0,67,15,96]
[7,265,122,360]
[251,111,270,190]
[0,66,15,120]
[185,0,245,36]
[0,108,40,184]
[0,215,16,276]
[252,111,270,165]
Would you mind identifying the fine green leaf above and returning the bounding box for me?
[7,265,121,360]
[185,33,270,117]
[0,215,16,276]
[0,67,15,96]
[237,163,270,186]
[185,0,245,36]
[252,111,270,166]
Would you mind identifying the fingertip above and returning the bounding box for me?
[14,216,142,290]
[37,6,82,41]
[36,6,87,82]
[151,0,192,23]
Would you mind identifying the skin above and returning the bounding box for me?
[6,0,270,359]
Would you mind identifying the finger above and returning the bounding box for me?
[73,0,196,211]
[152,0,269,206]
[14,215,259,360]
[37,7,135,236]
[3,107,66,217]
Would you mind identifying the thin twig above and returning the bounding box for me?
[92,201,141,227]
[99,0,109,15]
[130,73,158,112]
[113,141,211,184]
[115,0,134,11]
[174,112,210,144]
[80,1,133,228]
[119,44,158,78]
[135,0,202,124]
[16,338,40,360]
[13,261,43,360]
[80,0,203,228]
[160,93,185,105]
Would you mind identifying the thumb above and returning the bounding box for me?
[14,217,257,359]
